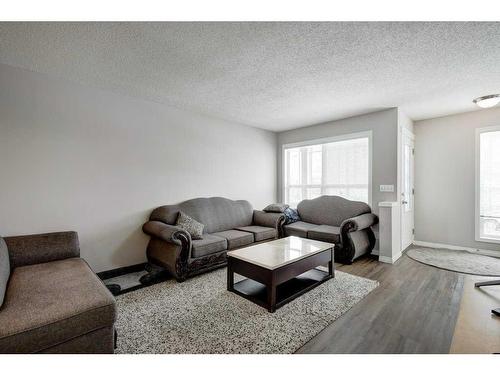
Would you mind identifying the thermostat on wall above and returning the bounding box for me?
[380,185,394,192]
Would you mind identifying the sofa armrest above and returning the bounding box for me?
[143,221,193,281]
[4,231,80,269]
[253,210,286,230]
[340,213,378,233]
[142,221,192,247]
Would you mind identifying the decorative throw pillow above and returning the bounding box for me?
[263,203,290,213]
[175,211,204,240]
[0,236,10,308]
[283,208,300,224]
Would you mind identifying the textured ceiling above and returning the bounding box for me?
[1,22,500,131]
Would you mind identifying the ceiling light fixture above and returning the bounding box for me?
[473,94,500,108]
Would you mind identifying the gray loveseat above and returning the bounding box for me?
[0,231,116,353]
[142,197,285,282]
[283,196,378,264]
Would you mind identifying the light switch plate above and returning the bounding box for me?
[380,184,394,192]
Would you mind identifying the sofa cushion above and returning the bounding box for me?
[263,203,289,213]
[5,231,80,269]
[235,226,277,242]
[307,225,341,243]
[175,211,204,239]
[191,234,228,258]
[0,258,116,353]
[0,237,9,308]
[283,207,300,224]
[211,230,254,250]
[283,221,320,238]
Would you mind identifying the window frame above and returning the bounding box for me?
[475,125,500,244]
[281,130,373,207]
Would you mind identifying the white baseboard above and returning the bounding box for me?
[379,252,401,264]
[412,240,500,259]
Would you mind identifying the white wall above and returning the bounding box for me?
[0,63,277,272]
[277,108,400,215]
[414,107,500,252]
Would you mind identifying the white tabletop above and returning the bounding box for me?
[227,236,333,270]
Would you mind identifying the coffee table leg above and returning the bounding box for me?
[267,284,276,313]
[227,259,234,291]
[328,248,335,278]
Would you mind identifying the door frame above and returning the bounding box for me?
[400,127,415,251]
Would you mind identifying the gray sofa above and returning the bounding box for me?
[283,196,378,264]
[142,197,285,282]
[0,231,116,353]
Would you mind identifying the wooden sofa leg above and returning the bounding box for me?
[175,265,187,282]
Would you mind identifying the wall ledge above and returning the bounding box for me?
[379,201,399,207]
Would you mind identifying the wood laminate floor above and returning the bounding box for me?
[450,274,500,353]
[297,252,500,354]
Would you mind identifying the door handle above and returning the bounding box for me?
[402,200,408,204]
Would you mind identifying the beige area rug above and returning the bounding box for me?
[115,268,378,354]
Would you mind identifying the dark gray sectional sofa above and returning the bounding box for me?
[283,196,378,264]
[142,197,285,282]
[0,231,116,353]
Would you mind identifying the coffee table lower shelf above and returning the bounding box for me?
[231,268,331,312]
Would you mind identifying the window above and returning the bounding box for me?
[476,126,500,243]
[283,132,371,208]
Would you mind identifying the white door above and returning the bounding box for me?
[401,129,415,250]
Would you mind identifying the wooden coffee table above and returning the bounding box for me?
[227,236,334,312]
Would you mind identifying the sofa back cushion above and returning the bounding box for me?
[297,195,371,226]
[0,236,10,308]
[150,197,254,234]
[4,232,80,269]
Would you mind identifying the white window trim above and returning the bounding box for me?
[475,125,500,244]
[281,130,373,206]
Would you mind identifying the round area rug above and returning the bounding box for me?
[407,247,500,276]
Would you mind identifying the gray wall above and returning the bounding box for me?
[277,108,400,215]
[414,107,500,251]
[0,63,278,272]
